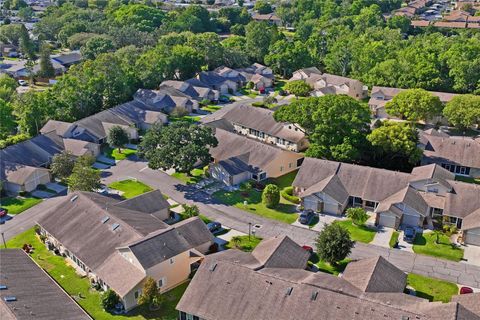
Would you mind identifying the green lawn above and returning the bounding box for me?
[213,188,298,224]
[238,88,258,98]
[407,273,458,303]
[168,116,201,124]
[225,235,262,252]
[269,170,298,189]
[0,197,42,215]
[333,220,376,243]
[389,231,400,248]
[171,168,205,184]
[316,259,351,276]
[6,228,187,320]
[108,179,153,199]
[412,232,464,262]
[105,147,137,161]
[455,175,480,185]
[201,105,221,113]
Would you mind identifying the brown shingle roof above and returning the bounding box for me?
[342,256,407,293]
[251,236,309,269]
[444,181,480,219]
[422,135,480,169]
[300,174,349,204]
[376,186,429,216]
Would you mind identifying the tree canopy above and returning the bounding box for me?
[316,223,354,264]
[443,95,480,129]
[283,80,312,97]
[107,125,129,152]
[385,89,443,122]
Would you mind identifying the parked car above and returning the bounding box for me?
[302,245,313,254]
[403,227,416,243]
[299,210,314,225]
[94,185,109,195]
[18,79,27,86]
[0,208,7,218]
[207,221,222,233]
[460,287,474,294]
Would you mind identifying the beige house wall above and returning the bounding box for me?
[264,153,303,178]
[232,124,304,152]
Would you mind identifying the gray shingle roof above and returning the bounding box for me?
[300,174,349,204]
[444,180,480,219]
[114,190,170,220]
[173,217,215,251]
[251,236,310,269]
[0,249,91,320]
[422,134,480,169]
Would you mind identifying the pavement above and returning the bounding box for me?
[3,159,480,289]
[370,226,394,248]
[463,244,480,267]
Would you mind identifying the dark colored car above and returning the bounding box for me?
[207,222,222,233]
[299,210,314,225]
[403,227,416,243]
[0,208,7,218]
[460,287,474,294]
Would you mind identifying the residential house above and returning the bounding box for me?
[393,0,429,17]
[290,67,322,81]
[0,162,51,193]
[309,73,367,99]
[176,251,479,320]
[193,71,240,94]
[201,104,308,152]
[37,191,214,311]
[160,80,219,102]
[419,130,480,178]
[51,51,82,68]
[134,87,199,114]
[0,249,92,320]
[207,128,304,185]
[368,86,456,121]
[0,59,66,78]
[252,13,282,26]
[293,158,480,242]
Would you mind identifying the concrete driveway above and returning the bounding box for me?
[397,230,414,253]
[371,226,394,248]
[463,245,480,266]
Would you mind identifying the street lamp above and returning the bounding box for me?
[252,228,256,239]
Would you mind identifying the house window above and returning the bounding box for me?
[365,201,378,209]
[134,290,141,299]
[427,187,438,194]
[289,163,292,168]
[259,172,267,180]
[170,258,174,264]
[280,166,284,172]
[158,278,166,288]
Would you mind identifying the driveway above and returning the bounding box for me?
[371,226,394,248]
[463,244,480,267]
[397,230,414,253]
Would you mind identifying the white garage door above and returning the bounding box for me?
[378,213,397,228]
[465,229,480,246]
[402,214,420,227]
[323,203,338,215]
[303,198,320,212]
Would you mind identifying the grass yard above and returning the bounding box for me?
[171,168,205,184]
[201,105,222,113]
[6,228,187,320]
[108,179,153,199]
[225,235,262,252]
[213,188,298,224]
[0,197,42,215]
[105,147,137,161]
[455,175,480,185]
[333,220,376,243]
[316,259,351,276]
[412,232,464,262]
[389,231,400,248]
[407,273,458,303]
[238,88,258,98]
[168,115,201,124]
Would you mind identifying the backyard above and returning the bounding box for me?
[7,228,188,320]
[171,168,205,184]
[200,105,222,113]
[455,175,480,185]
[407,273,458,303]
[108,179,153,199]
[0,196,42,215]
[310,253,351,276]
[104,147,137,161]
[225,235,262,252]
[333,219,376,243]
[412,232,464,262]
[168,115,201,124]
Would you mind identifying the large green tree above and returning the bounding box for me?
[443,95,480,129]
[0,99,17,139]
[50,151,76,181]
[37,43,55,78]
[385,89,443,122]
[274,95,371,162]
[265,40,313,77]
[138,122,218,173]
[68,157,101,191]
[283,80,312,97]
[110,4,165,32]
[80,35,115,60]
[245,21,279,63]
[107,125,129,153]
[316,223,354,265]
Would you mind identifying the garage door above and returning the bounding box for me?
[378,213,397,228]
[465,229,480,246]
[303,198,321,212]
[323,203,339,215]
[402,214,420,227]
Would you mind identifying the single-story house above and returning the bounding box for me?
[208,128,304,185]
[0,249,92,320]
[306,73,367,100]
[37,191,214,311]
[134,87,199,114]
[0,161,51,193]
[252,13,282,26]
[51,51,82,68]
[289,67,322,81]
[195,71,239,94]
[461,208,480,246]
[160,80,219,102]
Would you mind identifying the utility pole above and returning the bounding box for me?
[1,232,6,249]
[248,222,252,240]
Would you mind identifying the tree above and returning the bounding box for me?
[254,0,273,14]
[68,156,101,191]
[316,223,354,265]
[367,121,422,168]
[138,122,218,173]
[385,89,443,122]
[284,80,312,97]
[0,74,18,102]
[346,207,369,226]
[18,7,34,21]
[102,289,120,311]
[138,277,163,309]
[182,204,200,217]
[107,125,129,153]
[245,21,278,63]
[37,43,55,79]
[265,40,313,77]
[0,99,16,139]
[110,4,165,32]
[262,184,280,209]
[443,95,480,130]
[50,151,76,181]
[80,35,115,60]
[387,15,411,33]
[274,95,371,162]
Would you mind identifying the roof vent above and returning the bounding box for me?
[101,216,110,224]
[4,296,17,302]
[111,223,120,231]
[209,263,217,272]
[286,287,293,296]
[0,285,7,290]
[310,291,318,301]
[70,195,78,202]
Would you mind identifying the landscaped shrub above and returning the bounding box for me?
[443,225,457,236]
[281,186,300,204]
[170,106,189,117]
[251,101,265,108]
[200,99,211,106]
[102,289,120,311]
[316,223,354,265]
[262,184,280,208]
[246,81,254,89]
[346,207,369,226]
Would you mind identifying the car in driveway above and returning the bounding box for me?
[18,80,28,86]
[299,210,315,225]
[207,221,222,233]
[460,287,473,295]
[403,227,416,243]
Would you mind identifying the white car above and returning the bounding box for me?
[18,80,28,86]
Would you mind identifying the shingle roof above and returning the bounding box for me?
[369,86,456,110]
[0,249,91,320]
[217,154,260,176]
[114,190,170,220]
[51,51,82,65]
[300,174,350,204]
[40,120,73,136]
[411,163,455,189]
[251,236,309,269]
[451,293,480,315]
[422,134,480,169]
[376,186,429,216]
[444,181,480,219]
[0,162,49,185]
[342,256,407,293]
[173,217,215,251]
[201,104,305,143]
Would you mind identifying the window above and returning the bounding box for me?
[169,258,174,264]
[134,290,140,299]
[427,187,438,194]
[280,166,284,172]
[288,163,292,168]
[158,278,166,288]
